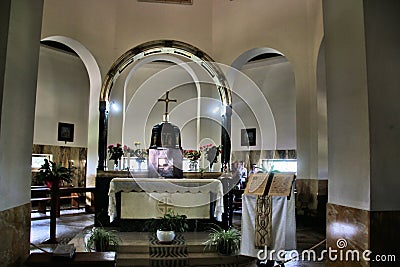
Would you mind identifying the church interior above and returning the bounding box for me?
[1,0,399,266]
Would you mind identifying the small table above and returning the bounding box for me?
[26,252,116,267]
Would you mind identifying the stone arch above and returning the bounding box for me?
[98,40,232,170]
[228,47,296,165]
[41,35,102,185]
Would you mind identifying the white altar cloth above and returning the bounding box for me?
[108,178,224,222]
[240,190,296,260]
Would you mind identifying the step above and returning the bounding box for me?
[117,252,255,267]
[188,253,255,266]
[114,232,255,266]
[118,244,149,253]
[117,252,149,267]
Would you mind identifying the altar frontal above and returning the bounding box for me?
[108,178,224,223]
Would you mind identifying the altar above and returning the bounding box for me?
[108,178,224,225]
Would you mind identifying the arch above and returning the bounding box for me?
[122,55,202,147]
[41,35,102,184]
[230,47,284,73]
[98,40,232,170]
[228,47,296,162]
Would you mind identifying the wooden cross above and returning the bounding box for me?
[158,91,177,116]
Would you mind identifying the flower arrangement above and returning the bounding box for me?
[200,144,222,168]
[183,150,202,162]
[123,145,131,154]
[108,143,124,165]
[132,141,148,161]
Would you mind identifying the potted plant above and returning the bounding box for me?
[34,159,74,243]
[35,159,73,189]
[85,227,120,252]
[203,225,241,255]
[147,210,188,243]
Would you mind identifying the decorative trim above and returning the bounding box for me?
[255,196,272,247]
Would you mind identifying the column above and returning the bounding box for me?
[0,0,44,265]
[323,0,400,266]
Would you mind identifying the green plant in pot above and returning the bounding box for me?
[85,227,120,252]
[34,159,74,243]
[203,225,241,255]
[35,159,73,189]
[147,210,188,243]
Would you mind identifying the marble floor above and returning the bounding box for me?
[30,211,326,266]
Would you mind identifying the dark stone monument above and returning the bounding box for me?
[148,91,183,178]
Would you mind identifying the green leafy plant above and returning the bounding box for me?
[35,159,73,188]
[203,225,241,255]
[85,227,120,252]
[147,210,188,232]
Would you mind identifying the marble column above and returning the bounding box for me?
[323,1,400,266]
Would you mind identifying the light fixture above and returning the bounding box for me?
[111,101,120,112]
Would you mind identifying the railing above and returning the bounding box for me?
[31,186,96,243]
[31,186,95,215]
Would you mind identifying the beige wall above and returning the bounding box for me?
[34,46,90,147]
[42,0,213,77]
[213,0,324,180]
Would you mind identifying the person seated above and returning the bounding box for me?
[238,161,248,189]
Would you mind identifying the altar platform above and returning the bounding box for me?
[68,231,256,267]
[31,209,326,267]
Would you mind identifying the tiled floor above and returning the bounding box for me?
[30,211,326,266]
[30,209,94,252]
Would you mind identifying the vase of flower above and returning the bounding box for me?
[136,158,145,171]
[183,150,202,172]
[200,144,222,172]
[209,162,214,172]
[189,160,198,171]
[108,143,123,171]
[132,141,148,172]
[113,159,120,171]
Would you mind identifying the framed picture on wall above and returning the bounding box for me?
[241,128,256,146]
[58,122,74,143]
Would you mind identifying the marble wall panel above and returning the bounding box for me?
[327,204,400,266]
[370,210,400,266]
[327,203,370,267]
[231,149,297,166]
[0,203,31,266]
[32,144,87,187]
